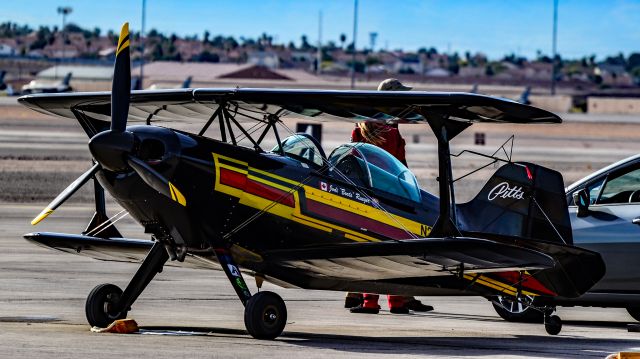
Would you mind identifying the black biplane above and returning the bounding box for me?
[22,23,605,339]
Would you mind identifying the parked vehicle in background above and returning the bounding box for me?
[493,154,640,322]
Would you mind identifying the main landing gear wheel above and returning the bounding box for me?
[544,314,562,335]
[244,291,287,340]
[85,283,128,328]
[491,295,544,323]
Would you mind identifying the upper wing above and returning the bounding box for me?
[18,88,561,137]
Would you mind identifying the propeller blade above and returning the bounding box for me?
[111,22,131,133]
[127,156,186,207]
[32,163,102,225]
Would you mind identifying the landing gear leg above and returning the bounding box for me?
[543,307,562,335]
[214,249,287,340]
[85,241,169,327]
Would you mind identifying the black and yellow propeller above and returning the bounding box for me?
[32,22,185,226]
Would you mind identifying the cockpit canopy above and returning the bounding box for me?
[275,135,422,203]
[328,143,421,203]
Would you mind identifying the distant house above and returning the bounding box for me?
[290,51,314,63]
[43,44,79,59]
[0,44,16,56]
[99,47,116,60]
[459,66,484,78]
[523,62,552,81]
[393,55,422,74]
[595,64,633,86]
[247,51,280,69]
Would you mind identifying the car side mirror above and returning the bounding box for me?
[573,189,590,217]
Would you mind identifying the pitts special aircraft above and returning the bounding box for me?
[22,23,605,339]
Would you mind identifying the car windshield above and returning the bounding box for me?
[328,143,421,202]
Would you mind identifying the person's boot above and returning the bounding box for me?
[350,293,380,314]
[389,306,410,314]
[344,293,363,308]
[350,304,380,314]
[405,299,434,312]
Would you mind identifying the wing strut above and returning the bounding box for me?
[424,113,470,237]
[83,176,123,238]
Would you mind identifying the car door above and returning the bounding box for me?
[569,162,640,292]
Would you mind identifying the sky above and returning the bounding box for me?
[3,0,640,60]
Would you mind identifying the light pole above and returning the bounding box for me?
[551,0,558,95]
[57,6,72,65]
[350,0,358,89]
[140,0,146,89]
[316,10,322,76]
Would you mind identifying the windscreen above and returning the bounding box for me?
[329,143,421,202]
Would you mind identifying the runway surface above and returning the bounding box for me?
[1,203,640,359]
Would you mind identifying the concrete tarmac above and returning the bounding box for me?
[1,203,640,359]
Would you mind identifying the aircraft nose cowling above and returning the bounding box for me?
[89,130,135,172]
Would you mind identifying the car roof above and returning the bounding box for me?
[566,153,640,193]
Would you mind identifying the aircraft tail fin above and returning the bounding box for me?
[457,162,572,245]
[62,72,72,86]
[182,76,192,88]
[0,70,6,84]
[519,86,531,105]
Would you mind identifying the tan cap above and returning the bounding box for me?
[377,78,412,91]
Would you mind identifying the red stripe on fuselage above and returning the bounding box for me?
[491,271,557,296]
[220,167,247,189]
[245,179,295,207]
[306,199,408,239]
[220,167,294,207]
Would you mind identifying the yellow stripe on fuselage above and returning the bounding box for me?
[212,152,428,243]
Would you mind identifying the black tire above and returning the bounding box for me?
[492,295,544,323]
[544,315,562,335]
[244,291,287,340]
[627,307,640,322]
[85,283,128,328]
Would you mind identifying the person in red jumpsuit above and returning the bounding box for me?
[346,78,434,314]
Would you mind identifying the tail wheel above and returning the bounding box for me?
[244,291,287,340]
[627,307,640,322]
[544,314,562,335]
[85,283,128,328]
[491,295,544,323]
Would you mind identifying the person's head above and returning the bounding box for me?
[377,78,412,91]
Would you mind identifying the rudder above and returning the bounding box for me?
[457,162,572,245]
